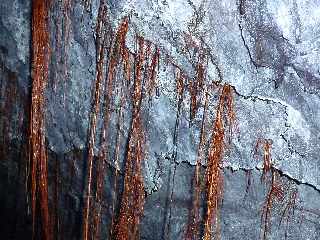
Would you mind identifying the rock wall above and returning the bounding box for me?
[0,0,320,239]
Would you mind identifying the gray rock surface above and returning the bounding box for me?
[0,0,320,239]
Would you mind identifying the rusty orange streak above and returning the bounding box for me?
[30,0,51,239]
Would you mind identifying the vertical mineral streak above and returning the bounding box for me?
[163,67,185,239]
[83,13,129,240]
[254,138,273,182]
[82,2,108,239]
[203,84,235,240]
[261,169,284,240]
[146,47,160,98]
[109,21,131,240]
[93,7,130,240]
[187,38,206,123]
[109,82,125,238]
[185,90,209,240]
[280,188,298,239]
[254,138,298,240]
[91,2,110,239]
[115,36,146,240]
[30,0,51,239]
[255,139,287,240]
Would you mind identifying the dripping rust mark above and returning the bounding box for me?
[185,90,209,240]
[255,139,298,240]
[114,36,147,240]
[189,48,207,123]
[203,84,236,240]
[91,2,111,240]
[81,4,128,239]
[30,0,51,240]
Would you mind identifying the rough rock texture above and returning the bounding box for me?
[1,0,320,239]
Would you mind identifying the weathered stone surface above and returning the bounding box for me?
[0,0,320,239]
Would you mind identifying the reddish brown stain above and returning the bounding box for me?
[203,84,236,240]
[30,0,51,239]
